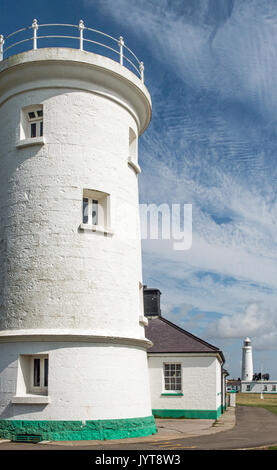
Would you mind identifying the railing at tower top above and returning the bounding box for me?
[0,19,145,83]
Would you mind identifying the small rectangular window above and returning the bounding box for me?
[21,105,44,140]
[81,189,111,233]
[164,363,182,391]
[32,356,48,391]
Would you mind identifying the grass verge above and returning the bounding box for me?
[235,392,277,416]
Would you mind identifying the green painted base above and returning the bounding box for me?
[153,406,222,420]
[0,415,156,441]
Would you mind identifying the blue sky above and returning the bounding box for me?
[1,0,277,378]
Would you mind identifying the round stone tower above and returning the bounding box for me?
[0,21,155,441]
[241,337,253,381]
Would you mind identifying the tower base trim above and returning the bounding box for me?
[0,416,156,441]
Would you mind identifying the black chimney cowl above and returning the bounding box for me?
[143,286,161,317]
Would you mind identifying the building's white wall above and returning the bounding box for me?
[0,341,152,420]
[241,381,277,393]
[222,375,228,409]
[215,359,222,410]
[148,354,220,411]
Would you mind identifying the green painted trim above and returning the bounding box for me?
[153,405,222,420]
[0,416,156,441]
[161,393,184,396]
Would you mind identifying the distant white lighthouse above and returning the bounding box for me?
[241,337,253,381]
[0,20,155,441]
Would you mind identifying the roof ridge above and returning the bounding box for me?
[159,316,220,352]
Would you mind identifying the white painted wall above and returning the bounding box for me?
[0,49,153,422]
[148,354,222,412]
[0,341,152,420]
[0,85,145,336]
[241,338,253,381]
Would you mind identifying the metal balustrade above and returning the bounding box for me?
[0,19,145,82]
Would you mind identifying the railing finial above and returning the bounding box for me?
[79,19,85,51]
[139,61,144,83]
[118,36,124,66]
[0,35,4,61]
[32,18,39,50]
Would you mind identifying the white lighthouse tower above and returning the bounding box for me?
[241,337,253,381]
[0,20,155,441]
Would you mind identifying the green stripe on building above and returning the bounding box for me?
[152,405,222,420]
[0,415,156,441]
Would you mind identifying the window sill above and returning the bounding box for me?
[161,393,184,397]
[16,136,46,148]
[128,157,141,174]
[80,223,114,236]
[11,395,51,404]
[139,315,148,326]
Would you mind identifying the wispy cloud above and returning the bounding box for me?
[85,0,277,359]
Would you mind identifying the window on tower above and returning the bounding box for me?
[15,354,49,397]
[20,105,44,141]
[83,197,99,225]
[127,127,141,174]
[129,127,137,160]
[80,189,113,235]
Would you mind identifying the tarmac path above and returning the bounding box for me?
[1,406,277,451]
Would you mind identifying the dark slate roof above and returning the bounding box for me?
[145,316,225,362]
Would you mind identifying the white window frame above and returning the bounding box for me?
[14,354,49,400]
[128,127,141,174]
[20,105,43,140]
[163,363,182,393]
[81,189,113,235]
[30,356,49,394]
[83,197,99,226]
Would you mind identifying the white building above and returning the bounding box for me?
[240,336,277,394]
[144,287,226,419]
[241,381,277,394]
[0,21,156,441]
[241,337,253,381]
